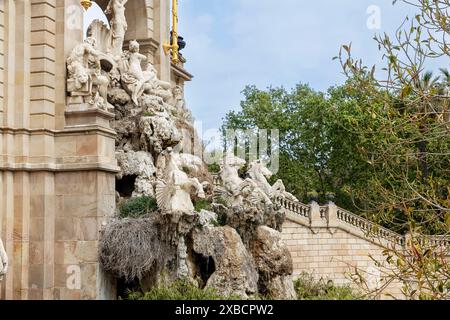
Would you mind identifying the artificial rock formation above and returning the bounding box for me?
[250,226,296,299]
[192,226,259,299]
[79,2,297,300]
[212,155,296,299]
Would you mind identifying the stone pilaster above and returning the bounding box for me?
[154,0,171,82]
[0,0,118,300]
[325,202,339,229]
[0,0,4,125]
[309,201,322,230]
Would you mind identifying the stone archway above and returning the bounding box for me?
[95,0,154,40]
[94,0,171,80]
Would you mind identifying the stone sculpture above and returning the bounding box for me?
[105,0,128,57]
[218,154,272,208]
[155,148,206,213]
[120,40,172,105]
[0,238,7,280]
[173,85,185,109]
[77,2,297,300]
[248,159,299,201]
[173,85,194,122]
[66,33,112,110]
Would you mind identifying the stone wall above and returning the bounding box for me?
[0,0,193,300]
[282,218,403,298]
[279,199,450,299]
[0,0,4,125]
[0,0,117,300]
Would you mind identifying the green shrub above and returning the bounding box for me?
[294,273,363,300]
[119,196,158,219]
[126,279,240,300]
[194,199,212,212]
[207,163,221,173]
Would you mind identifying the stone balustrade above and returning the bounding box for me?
[211,172,450,248]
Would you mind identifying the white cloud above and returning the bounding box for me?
[84,1,423,132]
[180,0,419,131]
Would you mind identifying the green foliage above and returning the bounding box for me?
[126,279,241,300]
[194,199,212,212]
[223,70,449,234]
[294,273,363,300]
[207,163,221,173]
[222,84,373,213]
[335,0,450,234]
[353,238,450,300]
[307,190,319,202]
[119,196,158,219]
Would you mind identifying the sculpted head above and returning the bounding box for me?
[129,40,140,53]
[173,85,183,97]
[248,159,273,178]
[222,153,246,170]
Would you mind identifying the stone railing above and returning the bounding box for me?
[414,235,450,248]
[212,174,222,187]
[211,174,450,248]
[274,197,310,219]
[335,207,405,246]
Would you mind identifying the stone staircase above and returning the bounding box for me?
[274,196,450,248]
[211,173,450,248]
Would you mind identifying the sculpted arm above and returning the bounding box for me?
[105,0,113,14]
[137,52,147,62]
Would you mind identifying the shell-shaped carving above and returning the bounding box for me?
[87,19,112,54]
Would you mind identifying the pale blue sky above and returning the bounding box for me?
[85,1,424,131]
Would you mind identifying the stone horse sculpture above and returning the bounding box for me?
[155,148,206,213]
[247,159,299,202]
[0,238,8,280]
[218,154,272,208]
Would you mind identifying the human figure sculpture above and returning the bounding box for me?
[67,34,111,110]
[120,40,172,105]
[173,86,186,109]
[155,148,206,213]
[0,238,8,280]
[105,0,128,57]
[144,63,172,102]
[173,85,193,121]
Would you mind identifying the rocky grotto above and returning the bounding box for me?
[62,2,301,300]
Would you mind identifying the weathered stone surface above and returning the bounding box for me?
[265,275,297,300]
[250,226,295,299]
[116,150,156,197]
[116,150,155,180]
[198,210,218,228]
[192,226,258,298]
[108,87,130,106]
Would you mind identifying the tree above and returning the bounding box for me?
[337,0,450,234]
[337,0,450,299]
[222,84,374,211]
